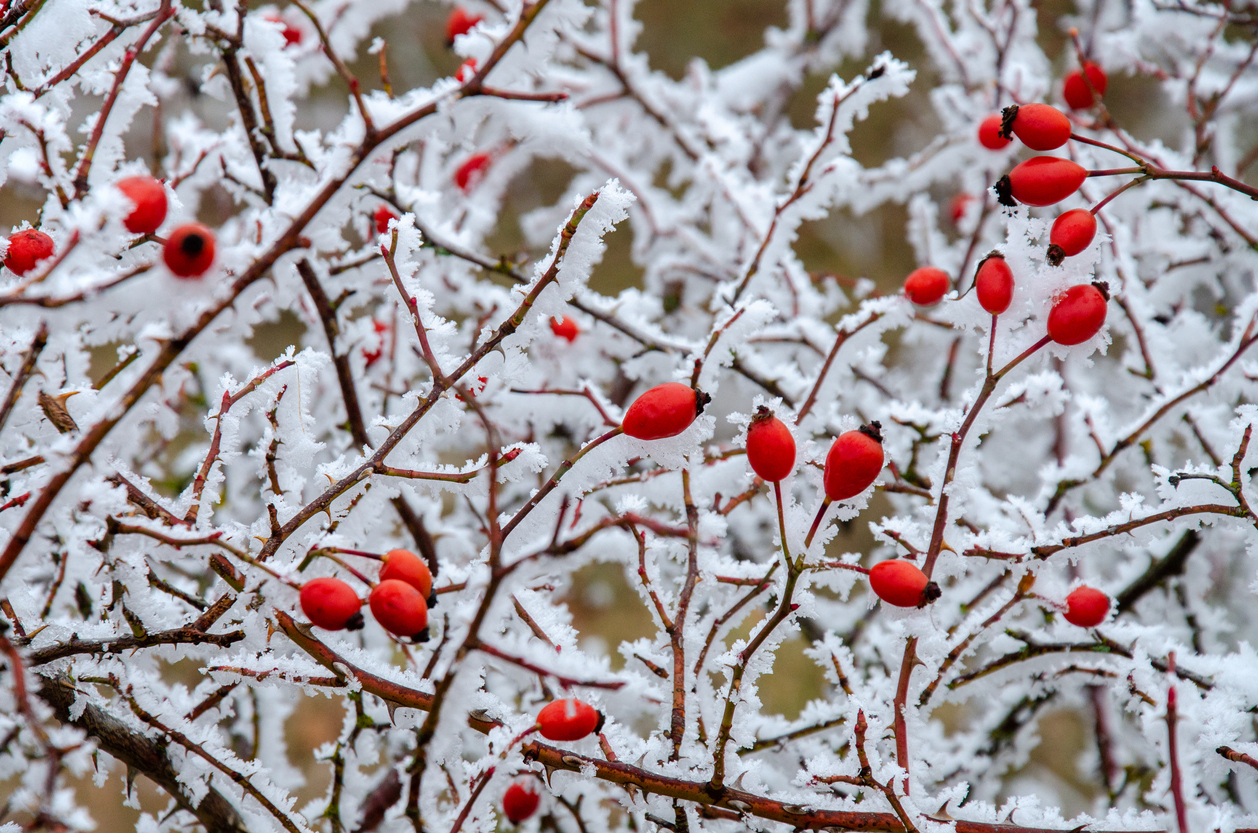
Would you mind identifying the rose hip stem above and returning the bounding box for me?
[302,549,375,586]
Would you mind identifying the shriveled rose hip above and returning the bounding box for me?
[869,560,940,608]
[623,382,709,440]
[746,407,796,482]
[978,114,1011,150]
[1002,103,1072,151]
[369,579,429,640]
[300,577,364,631]
[163,223,216,278]
[550,316,579,342]
[536,698,603,741]
[379,549,433,599]
[4,229,55,276]
[502,779,541,824]
[998,157,1087,207]
[1047,208,1097,266]
[903,266,949,306]
[1063,585,1110,627]
[1063,62,1108,110]
[823,422,884,501]
[1047,282,1109,345]
[116,175,168,235]
[974,253,1014,315]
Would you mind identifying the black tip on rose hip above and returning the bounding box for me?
[413,627,431,643]
[695,388,711,416]
[1093,280,1111,300]
[1046,244,1065,267]
[180,232,205,256]
[428,592,438,608]
[859,420,883,443]
[994,176,1016,208]
[999,105,1019,139]
[345,612,365,631]
[918,581,942,607]
[593,710,606,734]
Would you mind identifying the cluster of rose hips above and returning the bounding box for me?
[300,548,434,640]
[3,175,217,280]
[975,62,1112,267]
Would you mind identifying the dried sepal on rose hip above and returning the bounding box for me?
[999,103,1072,151]
[4,229,55,276]
[300,577,364,631]
[1047,281,1109,345]
[1062,585,1110,627]
[823,421,884,501]
[502,779,541,824]
[974,253,1014,315]
[1047,208,1097,266]
[622,382,710,440]
[869,560,941,608]
[995,157,1087,208]
[369,578,430,641]
[536,698,604,741]
[164,223,216,278]
[903,266,950,306]
[116,175,168,235]
[746,406,796,482]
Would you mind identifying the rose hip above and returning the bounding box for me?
[974,253,1014,315]
[823,422,884,501]
[1047,208,1097,266]
[623,383,709,440]
[1047,282,1109,345]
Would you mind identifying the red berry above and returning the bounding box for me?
[369,579,429,639]
[445,7,483,44]
[550,316,579,342]
[264,14,302,46]
[1063,585,1110,627]
[536,698,603,741]
[1047,282,1109,345]
[869,560,939,608]
[380,548,433,599]
[456,58,478,83]
[116,175,168,235]
[903,266,950,306]
[622,383,709,440]
[163,223,216,278]
[363,319,389,367]
[823,422,884,501]
[1003,103,1072,151]
[746,407,796,482]
[974,253,1014,315]
[1063,62,1108,110]
[4,229,54,276]
[502,780,541,824]
[454,151,491,190]
[978,114,1011,150]
[374,206,398,235]
[300,577,363,631]
[1001,157,1087,207]
[949,193,974,225]
[1047,208,1097,265]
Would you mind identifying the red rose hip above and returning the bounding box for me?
[445,7,483,44]
[300,577,364,631]
[502,780,541,824]
[1063,62,1108,110]
[869,560,940,608]
[550,316,579,342]
[1047,282,1109,345]
[823,422,884,501]
[1002,103,1072,151]
[1063,585,1110,627]
[163,223,216,278]
[369,579,429,639]
[4,229,54,276]
[974,253,1014,315]
[978,114,1011,150]
[380,548,433,599]
[454,152,491,191]
[1047,208,1097,265]
[623,382,709,440]
[746,407,796,482]
[903,266,949,306]
[1000,157,1087,207]
[536,698,603,741]
[374,206,398,235]
[116,175,168,234]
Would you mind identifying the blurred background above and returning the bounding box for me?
[0,0,1210,826]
